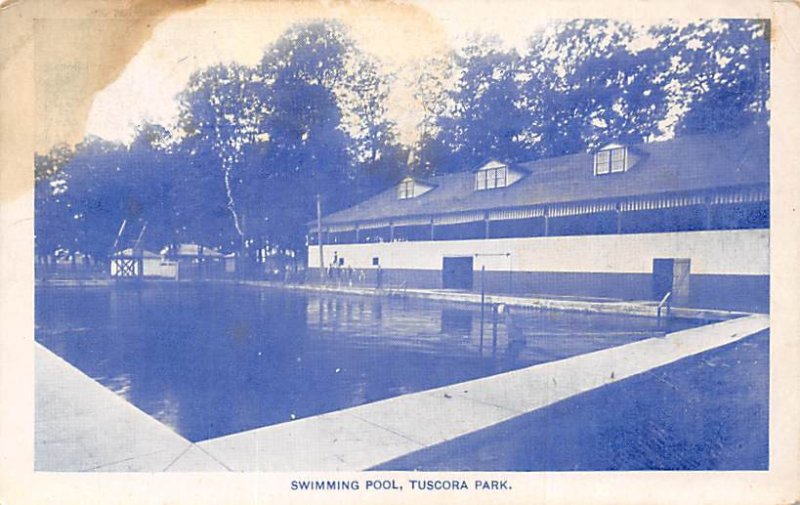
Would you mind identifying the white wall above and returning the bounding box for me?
[110,258,177,278]
[308,229,769,276]
[146,260,177,278]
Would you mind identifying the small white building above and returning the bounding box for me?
[160,243,227,280]
[110,248,176,278]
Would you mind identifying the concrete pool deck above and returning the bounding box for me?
[38,278,755,321]
[236,280,754,321]
[36,312,769,472]
[35,345,229,472]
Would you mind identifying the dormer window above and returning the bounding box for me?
[396,176,434,200]
[475,161,509,190]
[397,177,415,199]
[594,145,628,175]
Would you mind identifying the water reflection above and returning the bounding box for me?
[36,285,701,442]
[105,374,132,400]
[151,393,181,433]
[440,308,473,336]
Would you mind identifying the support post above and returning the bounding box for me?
[479,265,486,350]
[199,244,205,280]
[492,303,498,357]
[317,193,324,281]
[507,253,513,294]
[544,208,550,236]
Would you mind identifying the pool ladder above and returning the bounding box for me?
[386,281,408,297]
[657,291,672,329]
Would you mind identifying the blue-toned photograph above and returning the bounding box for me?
[34,15,770,472]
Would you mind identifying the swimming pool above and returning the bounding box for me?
[35,284,704,442]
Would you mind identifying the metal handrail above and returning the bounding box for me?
[657,291,672,322]
[386,281,408,297]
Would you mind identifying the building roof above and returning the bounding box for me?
[160,243,224,258]
[113,248,161,258]
[316,127,769,227]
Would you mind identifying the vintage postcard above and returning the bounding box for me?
[1,0,799,504]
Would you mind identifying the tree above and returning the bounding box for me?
[411,56,454,176]
[238,20,408,254]
[173,21,402,257]
[421,38,530,174]
[253,22,355,252]
[170,131,243,251]
[521,20,672,157]
[177,63,264,250]
[50,136,132,260]
[669,19,770,134]
[35,144,75,258]
[37,19,769,265]
[125,123,179,252]
[35,124,197,261]
[338,51,406,202]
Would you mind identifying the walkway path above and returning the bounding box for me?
[36,314,768,471]
[35,345,228,471]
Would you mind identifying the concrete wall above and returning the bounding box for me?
[308,230,769,276]
[307,230,769,312]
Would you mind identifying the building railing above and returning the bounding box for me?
[311,188,770,246]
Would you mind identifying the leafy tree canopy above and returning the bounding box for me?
[35,19,769,260]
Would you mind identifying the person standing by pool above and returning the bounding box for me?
[335,256,344,286]
[327,251,338,283]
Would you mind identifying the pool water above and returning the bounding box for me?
[35,284,704,442]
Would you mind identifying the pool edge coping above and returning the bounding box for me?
[192,314,769,471]
[33,292,769,472]
[35,278,761,321]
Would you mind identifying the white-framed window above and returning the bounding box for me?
[594,146,628,175]
[397,178,415,199]
[595,150,611,175]
[610,147,626,172]
[475,165,508,190]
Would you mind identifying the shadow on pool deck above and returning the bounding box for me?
[373,330,769,471]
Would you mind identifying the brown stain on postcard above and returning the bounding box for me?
[30,0,445,153]
[33,0,207,153]
[1,0,207,203]
[1,0,446,203]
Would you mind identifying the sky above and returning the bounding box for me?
[84,0,550,148]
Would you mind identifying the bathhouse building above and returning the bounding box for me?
[307,128,769,312]
[161,243,228,280]
[110,248,171,278]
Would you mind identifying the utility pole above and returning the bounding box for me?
[316,193,325,281]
